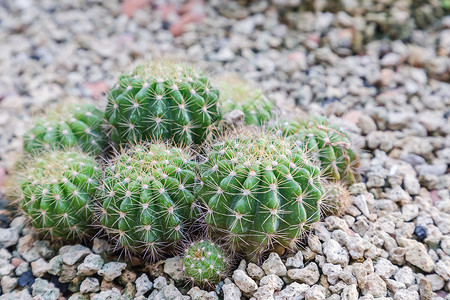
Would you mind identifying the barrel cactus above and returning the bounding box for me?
[104,61,222,147]
[272,117,360,185]
[182,240,228,286]
[23,103,107,155]
[219,75,274,125]
[15,150,101,240]
[322,181,351,217]
[196,132,325,259]
[99,143,197,259]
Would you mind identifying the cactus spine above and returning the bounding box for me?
[322,181,351,217]
[23,103,107,155]
[105,61,221,147]
[17,150,101,239]
[219,75,274,125]
[273,117,360,185]
[196,132,325,259]
[99,143,197,259]
[182,240,228,286]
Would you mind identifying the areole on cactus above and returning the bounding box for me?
[15,149,101,240]
[104,61,222,147]
[99,143,198,259]
[271,116,360,185]
[196,130,325,260]
[23,103,107,155]
[182,239,229,286]
[218,74,274,126]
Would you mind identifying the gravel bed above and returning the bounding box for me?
[0,0,449,299]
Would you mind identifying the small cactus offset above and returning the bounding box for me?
[321,181,351,217]
[182,240,228,286]
[105,61,222,147]
[16,150,101,239]
[219,75,274,125]
[196,132,325,259]
[272,117,360,185]
[99,143,197,259]
[23,103,107,155]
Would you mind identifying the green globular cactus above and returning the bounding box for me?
[16,150,101,239]
[322,181,351,217]
[196,133,325,259]
[99,143,197,259]
[105,61,222,147]
[272,117,360,185]
[23,103,107,155]
[219,75,274,125]
[182,240,228,286]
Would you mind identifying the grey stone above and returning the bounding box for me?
[404,240,435,272]
[187,287,218,300]
[59,264,78,283]
[285,251,304,269]
[33,241,54,259]
[222,282,241,300]
[262,252,287,276]
[98,262,127,281]
[394,267,416,286]
[434,257,450,281]
[164,256,184,281]
[252,285,274,300]
[374,257,398,279]
[135,273,152,296]
[323,239,349,267]
[77,254,104,276]
[31,258,49,277]
[287,262,320,286]
[91,288,121,300]
[247,263,265,280]
[341,284,358,300]
[61,245,91,266]
[0,276,17,293]
[305,285,326,300]
[402,204,419,221]
[322,263,342,285]
[424,274,444,291]
[259,274,283,290]
[361,273,387,297]
[47,255,63,276]
[232,269,258,293]
[274,282,309,300]
[80,277,100,294]
[0,228,19,248]
[92,238,109,254]
[153,276,167,290]
[393,289,420,300]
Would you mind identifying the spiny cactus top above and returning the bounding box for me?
[182,240,228,286]
[196,133,325,259]
[99,143,197,259]
[219,75,274,125]
[17,150,101,240]
[105,61,222,147]
[23,103,107,155]
[272,117,360,185]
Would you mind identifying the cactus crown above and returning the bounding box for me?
[99,143,198,260]
[272,117,360,185]
[23,103,107,155]
[197,131,325,259]
[16,149,101,240]
[105,61,222,147]
[219,75,274,125]
[182,240,228,286]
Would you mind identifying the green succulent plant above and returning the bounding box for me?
[23,103,107,155]
[104,61,222,147]
[99,143,197,259]
[272,117,360,185]
[182,239,228,286]
[16,150,101,239]
[196,132,325,260]
[218,75,274,126]
[321,181,351,217]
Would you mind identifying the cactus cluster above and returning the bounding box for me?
[105,61,221,147]
[196,132,325,259]
[99,143,197,259]
[219,75,274,125]
[17,150,101,239]
[23,103,107,155]
[272,117,360,185]
[182,240,228,286]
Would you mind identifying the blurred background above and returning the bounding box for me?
[0,0,449,170]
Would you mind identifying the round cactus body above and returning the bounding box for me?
[322,181,350,217]
[197,133,325,259]
[105,62,222,147]
[99,143,197,259]
[272,117,360,185]
[17,150,101,239]
[23,103,107,155]
[219,75,274,125]
[182,240,228,286]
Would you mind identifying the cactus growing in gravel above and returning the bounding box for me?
[321,181,351,217]
[104,61,222,147]
[271,117,360,185]
[182,240,228,286]
[16,150,101,239]
[219,75,274,125]
[196,132,325,259]
[23,103,107,155]
[99,143,197,259]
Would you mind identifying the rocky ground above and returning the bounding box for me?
[0,0,449,299]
